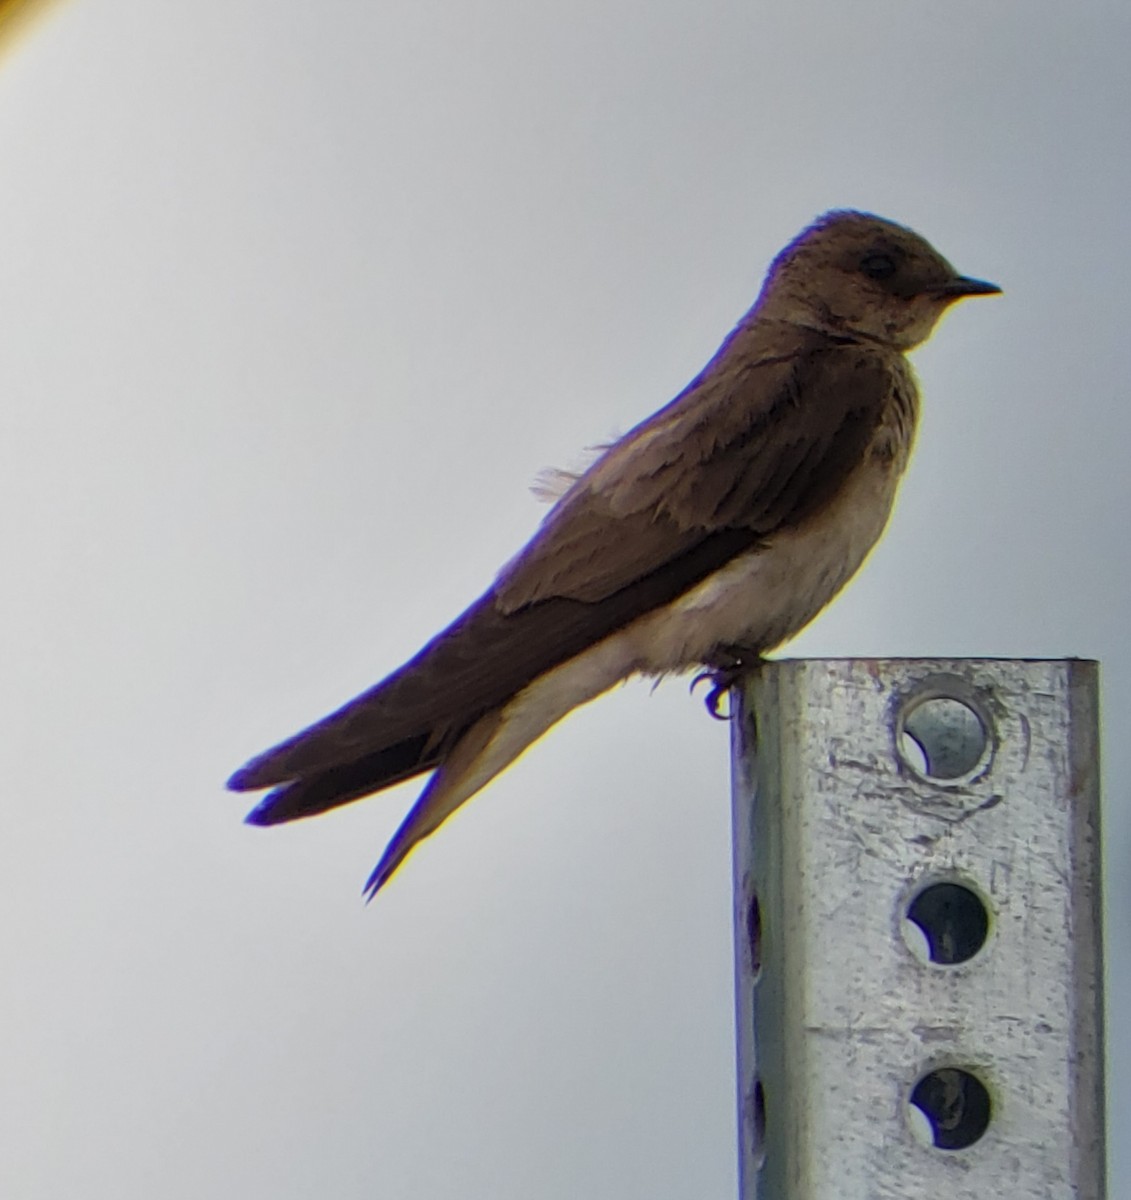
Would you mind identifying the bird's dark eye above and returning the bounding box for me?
[859,252,897,280]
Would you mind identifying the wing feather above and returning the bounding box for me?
[495,341,892,607]
[230,334,895,807]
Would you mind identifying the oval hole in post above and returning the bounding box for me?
[898,694,989,781]
[908,1067,991,1150]
[748,1078,766,1170]
[747,892,763,980]
[904,881,989,965]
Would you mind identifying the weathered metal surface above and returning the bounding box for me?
[731,658,1103,1199]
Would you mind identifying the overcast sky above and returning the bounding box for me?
[0,2,1127,1196]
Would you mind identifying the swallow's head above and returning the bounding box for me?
[762,210,1000,350]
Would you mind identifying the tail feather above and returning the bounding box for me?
[241,731,454,826]
[362,627,636,897]
[362,711,505,898]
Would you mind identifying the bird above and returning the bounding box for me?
[228,210,1000,899]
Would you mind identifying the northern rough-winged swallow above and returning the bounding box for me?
[229,211,999,898]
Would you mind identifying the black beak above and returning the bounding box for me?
[930,275,1002,299]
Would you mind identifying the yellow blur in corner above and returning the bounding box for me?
[0,0,65,63]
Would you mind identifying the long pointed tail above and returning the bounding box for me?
[363,630,638,896]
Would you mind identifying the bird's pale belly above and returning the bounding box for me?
[489,450,904,778]
[629,455,902,673]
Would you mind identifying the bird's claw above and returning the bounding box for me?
[690,647,764,720]
[689,669,737,720]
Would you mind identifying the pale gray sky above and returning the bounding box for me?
[0,2,1127,1196]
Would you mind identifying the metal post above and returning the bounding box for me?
[731,658,1104,1199]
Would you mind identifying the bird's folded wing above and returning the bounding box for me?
[230,344,892,797]
[494,343,893,607]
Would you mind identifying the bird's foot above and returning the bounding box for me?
[689,645,764,721]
